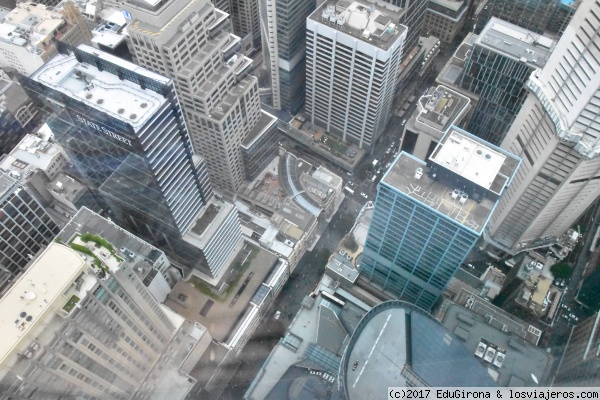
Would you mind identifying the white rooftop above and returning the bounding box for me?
[0,134,62,174]
[0,243,85,365]
[429,129,506,190]
[31,44,169,130]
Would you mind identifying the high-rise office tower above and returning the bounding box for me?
[306,0,407,151]
[360,127,519,309]
[458,18,555,145]
[259,0,316,113]
[0,171,60,295]
[475,0,577,37]
[554,312,600,386]
[486,0,600,253]
[21,44,244,280]
[0,242,195,399]
[125,0,270,194]
[230,0,261,52]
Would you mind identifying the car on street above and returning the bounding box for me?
[274,311,281,320]
[361,192,368,199]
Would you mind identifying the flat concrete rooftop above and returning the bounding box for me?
[418,85,470,132]
[477,17,554,69]
[439,297,551,386]
[164,244,277,342]
[0,243,85,365]
[382,152,494,233]
[382,128,519,233]
[309,0,407,51]
[242,110,278,149]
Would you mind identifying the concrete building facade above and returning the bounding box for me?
[487,1,600,253]
[306,0,407,151]
[422,0,468,44]
[259,0,315,113]
[0,242,200,399]
[555,312,600,386]
[125,0,271,194]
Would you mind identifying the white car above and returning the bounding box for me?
[274,311,281,320]
[361,192,368,199]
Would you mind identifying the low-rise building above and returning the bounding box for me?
[237,197,317,272]
[0,2,91,75]
[401,84,470,160]
[422,0,469,44]
[244,275,372,400]
[0,131,100,226]
[0,78,41,155]
[284,114,366,172]
[165,245,289,398]
[278,148,343,219]
[436,288,551,386]
[394,35,440,117]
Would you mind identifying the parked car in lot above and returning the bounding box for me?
[274,311,281,320]
[361,192,368,199]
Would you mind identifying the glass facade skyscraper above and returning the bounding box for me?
[360,127,519,309]
[0,171,59,295]
[458,18,555,145]
[21,43,217,275]
[475,0,577,37]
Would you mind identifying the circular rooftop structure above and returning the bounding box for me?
[341,301,496,399]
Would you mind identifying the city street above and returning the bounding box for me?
[218,195,364,400]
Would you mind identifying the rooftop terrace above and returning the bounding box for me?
[164,244,277,342]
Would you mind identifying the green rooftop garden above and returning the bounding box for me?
[63,295,80,313]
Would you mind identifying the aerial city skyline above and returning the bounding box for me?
[0,0,598,398]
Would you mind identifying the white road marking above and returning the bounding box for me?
[352,312,392,388]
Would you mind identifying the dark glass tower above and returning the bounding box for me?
[21,43,214,274]
[458,18,555,145]
[0,171,60,294]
